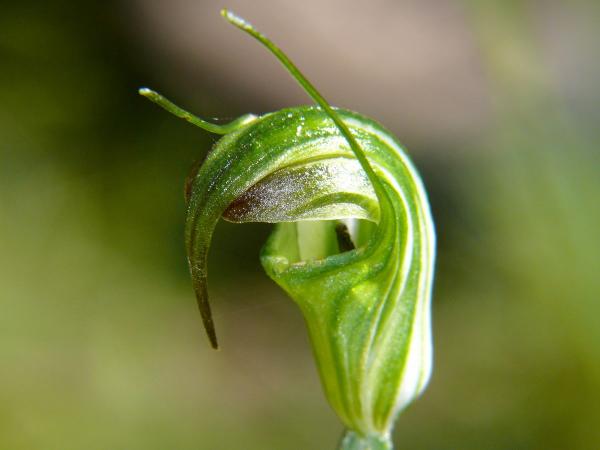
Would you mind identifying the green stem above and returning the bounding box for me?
[138,87,257,134]
[339,430,393,450]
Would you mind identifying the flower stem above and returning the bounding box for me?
[339,430,393,450]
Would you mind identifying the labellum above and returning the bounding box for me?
[140,10,436,450]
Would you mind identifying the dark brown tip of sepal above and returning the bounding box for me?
[206,328,219,350]
[199,304,219,349]
[193,279,219,349]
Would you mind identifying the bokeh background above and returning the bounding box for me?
[1,1,599,449]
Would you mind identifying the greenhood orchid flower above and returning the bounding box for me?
[140,10,436,450]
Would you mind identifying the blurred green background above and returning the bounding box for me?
[1,1,599,449]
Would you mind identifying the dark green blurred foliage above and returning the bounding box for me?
[1,1,598,449]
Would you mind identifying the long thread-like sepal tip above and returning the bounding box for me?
[220,9,233,21]
[221,9,250,30]
[138,87,156,99]
[138,87,164,105]
[137,86,256,134]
